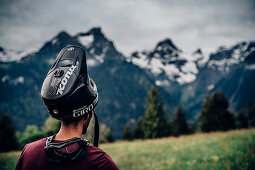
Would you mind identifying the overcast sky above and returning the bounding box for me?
[0,0,254,56]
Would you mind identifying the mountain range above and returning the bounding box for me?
[0,27,254,138]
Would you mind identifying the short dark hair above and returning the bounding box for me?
[62,117,83,127]
[62,111,92,127]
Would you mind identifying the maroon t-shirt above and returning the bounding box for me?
[15,138,119,170]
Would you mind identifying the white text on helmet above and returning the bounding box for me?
[73,104,94,117]
[56,65,77,95]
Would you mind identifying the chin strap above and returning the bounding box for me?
[93,110,99,147]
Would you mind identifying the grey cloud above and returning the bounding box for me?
[0,0,254,56]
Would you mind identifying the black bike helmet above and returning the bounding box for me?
[41,45,99,147]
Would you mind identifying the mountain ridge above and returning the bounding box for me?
[0,27,254,138]
[0,28,176,138]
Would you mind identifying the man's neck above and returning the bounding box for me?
[54,122,83,141]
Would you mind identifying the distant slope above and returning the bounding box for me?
[178,42,255,118]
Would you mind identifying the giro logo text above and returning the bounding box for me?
[73,104,94,117]
[56,65,77,95]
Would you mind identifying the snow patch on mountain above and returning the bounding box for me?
[48,58,55,65]
[207,84,215,91]
[128,40,254,85]
[177,72,196,84]
[87,58,98,66]
[245,64,255,70]
[1,75,24,85]
[130,51,199,84]
[0,47,34,62]
[77,33,105,63]
[52,38,58,45]
[76,28,123,64]
[197,55,210,67]
[190,49,210,67]
[90,44,111,64]
[150,57,164,75]
[206,41,253,72]
[78,35,94,48]
[131,52,149,69]
[94,54,104,63]
[1,75,9,82]
[129,39,203,84]
[155,80,170,86]
[181,61,198,74]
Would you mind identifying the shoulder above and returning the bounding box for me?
[24,138,46,152]
[86,145,105,155]
[86,145,111,160]
[16,138,48,170]
[85,145,119,170]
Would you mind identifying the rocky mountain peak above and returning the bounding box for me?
[76,27,108,46]
[38,31,80,59]
[0,46,4,52]
[51,31,78,46]
[204,41,255,72]
[76,27,123,62]
[193,48,202,55]
[87,27,107,42]
[129,38,199,85]
[56,31,72,40]
[147,38,182,61]
[88,27,102,34]
[0,46,31,63]
[154,38,180,53]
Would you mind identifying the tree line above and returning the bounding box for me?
[0,115,114,152]
[122,86,254,140]
[0,116,61,152]
[0,85,254,152]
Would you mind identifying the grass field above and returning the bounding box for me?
[1,128,255,170]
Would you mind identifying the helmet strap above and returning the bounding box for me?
[93,110,99,147]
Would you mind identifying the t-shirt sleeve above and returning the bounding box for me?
[99,152,119,170]
[89,146,119,170]
[103,154,119,170]
[15,145,27,170]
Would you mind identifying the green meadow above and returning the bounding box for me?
[1,128,255,170]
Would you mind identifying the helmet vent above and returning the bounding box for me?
[56,59,74,69]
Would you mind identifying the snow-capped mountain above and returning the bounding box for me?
[0,26,254,137]
[0,27,174,138]
[0,46,34,62]
[75,28,123,65]
[128,38,204,85]
[206,41,255,72]
[178,40,255,116]
[128,39,255,86]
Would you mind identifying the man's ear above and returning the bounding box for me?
[84,112,92,123]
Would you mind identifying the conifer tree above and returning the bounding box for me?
[248,101,255,127]
[0,114,18,152]
[144,86,168,139]
[236,111,248,129]
[200,91,235,132]
[171,106,189,136]
[122,121,133,140]
[134,117,144,139]
[104,128,114,143]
